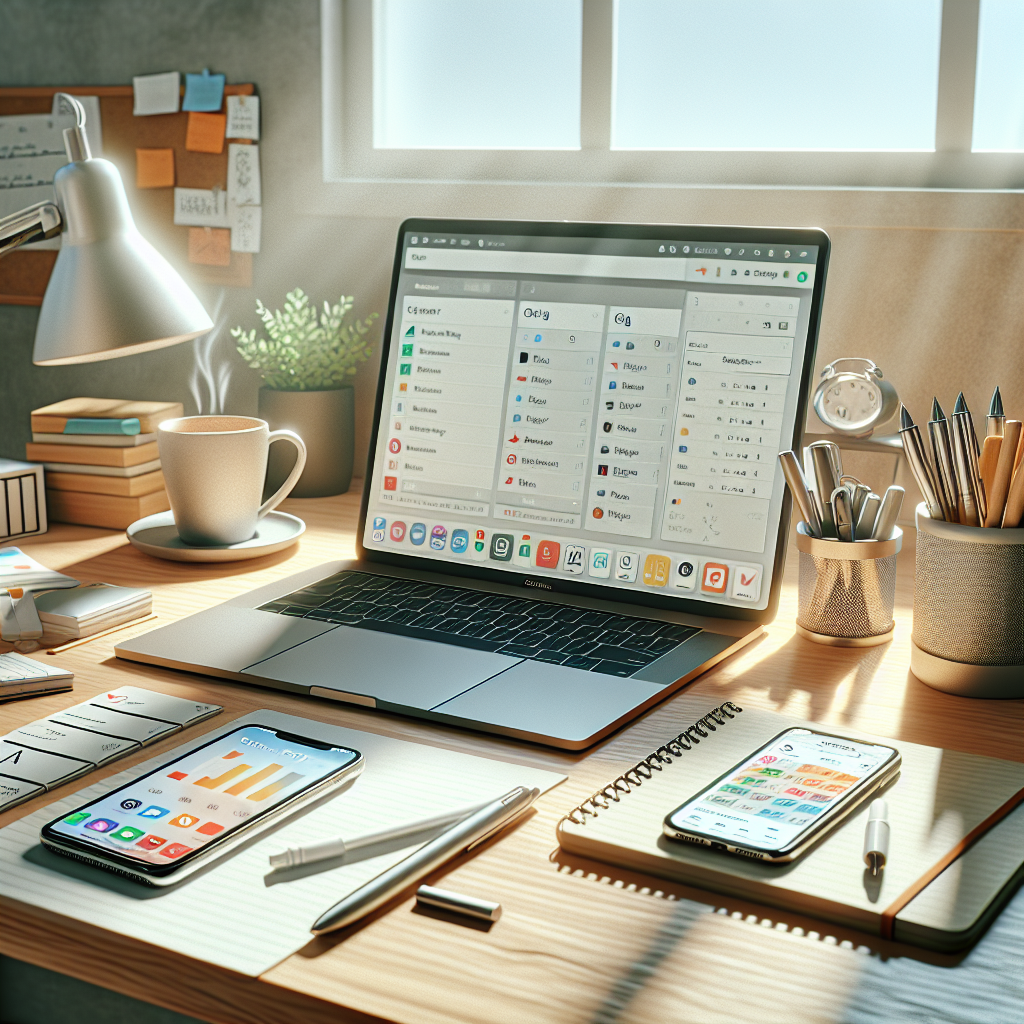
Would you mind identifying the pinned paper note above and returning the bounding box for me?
[135,148,174,188]
[226,95,259,140]
[188,227,231,266]
[229,204,261,253]
[227,143,261,206]
[51,94,103,155]
[183,69,225,113]
[132,72,181,116]
[0,114,72,242]
[173,188,228,227]
[185,112,226,154]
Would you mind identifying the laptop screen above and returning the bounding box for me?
[361,222,827,617]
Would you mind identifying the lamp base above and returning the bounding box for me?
[910,639,1024,699]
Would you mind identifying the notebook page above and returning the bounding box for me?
[0,711,565,976]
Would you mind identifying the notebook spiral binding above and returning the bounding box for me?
[559,702,743,827]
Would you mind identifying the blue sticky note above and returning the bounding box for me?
[183,69,226,113]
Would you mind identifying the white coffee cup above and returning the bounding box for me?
[158,416,307,546]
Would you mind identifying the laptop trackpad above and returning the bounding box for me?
[242,627,520,711]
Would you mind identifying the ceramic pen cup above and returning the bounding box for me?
[794,523,902,647]
[911,503,1024,698]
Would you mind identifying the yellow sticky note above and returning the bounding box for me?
[135,148,175,188]
[185,111,226,154]
[188,227,231,266]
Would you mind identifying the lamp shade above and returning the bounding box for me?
[33,158,213,365]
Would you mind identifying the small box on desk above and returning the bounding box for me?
[0,459,47,541]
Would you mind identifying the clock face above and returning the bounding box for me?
[818,374,882,432]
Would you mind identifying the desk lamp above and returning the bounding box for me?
[0,93,212,364]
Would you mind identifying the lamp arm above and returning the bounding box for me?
[0,201,63,258]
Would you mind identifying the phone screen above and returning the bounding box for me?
[47,726,359,867]
[666,729,898,853]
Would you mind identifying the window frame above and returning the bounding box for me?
[322,0,1024,190]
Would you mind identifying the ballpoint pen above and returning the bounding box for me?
[898,406,944,521]
[810,439,842,481]
[953,395,987,523]
[310,786,539,935]
[871,485,904,541]
[987,386,1005,438]
[927,398,958,523]
[810,444,839,538]
[951,410,981,527]
[778,451,822,538]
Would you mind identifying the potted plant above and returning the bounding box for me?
[232,288,377,497]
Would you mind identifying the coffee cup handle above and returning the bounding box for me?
[259,430,308,518]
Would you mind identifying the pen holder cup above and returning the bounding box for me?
[795,523,902,647]
[911,503,1024,698]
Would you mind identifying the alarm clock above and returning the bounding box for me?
[812,358,899,438]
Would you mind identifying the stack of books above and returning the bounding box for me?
[27,399,183,530]
[34,583,152,640]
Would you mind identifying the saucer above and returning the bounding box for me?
[126,510,305,562]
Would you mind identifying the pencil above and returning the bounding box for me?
[1002,458,1024,528]
[986,420,1020,527]
[980,435,1001,497]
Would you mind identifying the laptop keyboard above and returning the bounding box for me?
[258,571,700,677]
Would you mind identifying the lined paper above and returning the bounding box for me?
[0,711,564,976]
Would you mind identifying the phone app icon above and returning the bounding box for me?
[169,813,200,829]
[409,522,426,545]
[562,544,585,575]
[119,798,142,811]
[589,549,611,578]
[701,562,729,593]
[615,551,639,582]
[138,805,169,819]
[136,834,167,849]
[63,811,90,825]
[388,438,402,454]
[399,363,412,375]
[535,539,560,568]
[84,818,118,833]
[673,558,697,591]
[430,525,447,550]
[159,843,193,859]
[518,540,531,558]
[731,565,762,602]
[402,343,413,356]
[451,529,469,553]
[111,825,146,843]
[389,521,406,542]
[372,515,386,542]
[490,533,513,561]
[196,821,225,836]
[383,476,397,491]
[643,554,671,587]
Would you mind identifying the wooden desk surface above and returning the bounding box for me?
[2,491,1022,1024]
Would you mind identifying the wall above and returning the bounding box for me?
[3,0,1022,512]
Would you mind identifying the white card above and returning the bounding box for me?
[0,775,43,812]
[0,741,91,789]
[87,686,222,728]
[4,720,137,767]
[132,72,181,116]
[227,143,260,206]
[229,203,261,253]
[226,95,259,140]
[173,187,228,227]
[49,705,178,746]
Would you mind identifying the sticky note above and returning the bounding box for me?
[227,143,261,205]
[135,148,174,188]
[229,203,261,253]
[173,187,229,227]
[188,227,231,266]
[226,95,259,140]
[133,71,181,116]
[185,111,226,154]
[183,68,226,113]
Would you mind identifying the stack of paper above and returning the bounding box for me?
[34,584,152,640]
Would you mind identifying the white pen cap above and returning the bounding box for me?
[863,798,890,872]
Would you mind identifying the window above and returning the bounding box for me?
[972,0,1024,151]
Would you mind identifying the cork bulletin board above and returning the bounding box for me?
[0,83,256,305]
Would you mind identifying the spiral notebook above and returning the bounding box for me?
[556,695,1024,951]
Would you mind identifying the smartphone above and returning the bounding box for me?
[40,725,363,885]
[663,728,900,863]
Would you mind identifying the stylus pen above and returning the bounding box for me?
[863,798,890,876]
[310,786,539,935]
[810,444,838,538]
[778,451,821,538]
[269,799,491,868]
[898,405,944,521]
[928,399,959,523]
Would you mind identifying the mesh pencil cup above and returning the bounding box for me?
[794,523,902,647]
[910,503,1024,698]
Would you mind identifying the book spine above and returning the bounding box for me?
[44,470,165,497]
[46,489,170,530]
[64,418,142,436]
[26,442,159,468]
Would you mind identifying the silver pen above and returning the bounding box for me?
[871,485,904,540]
[832,486,855,542]
[928,399,959,523]
[810,439,843,481]
[954,393,987,521]
[856,492,881,539]
[898,405,944,520]
[779,451,822,538]
[951,411,981,526]
[810,444,839,538]
[310,786,539,934]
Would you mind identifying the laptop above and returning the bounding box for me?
[117,220,829,750]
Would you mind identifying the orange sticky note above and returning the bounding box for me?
[188,227,231,266]
[185,111,226,154]
[135,148,175,188]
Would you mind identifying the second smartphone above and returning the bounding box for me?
[41,724,363,885]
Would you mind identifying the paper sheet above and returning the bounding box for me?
[133,73,181,116]
[226,95,259,140]
[183,70,225,113]
[0,710,564,976]
[173,187,228,227]
[229,203,261,253]
[0,113,71,246]
[227,143,260,206]
[185,112,226,155]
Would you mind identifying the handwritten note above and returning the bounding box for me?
[0,114,73,242]
[226,95,259,140]
[132,72,181,116]
[229,203,261,253]
[227,143,260,206]
[173,187,228,227]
